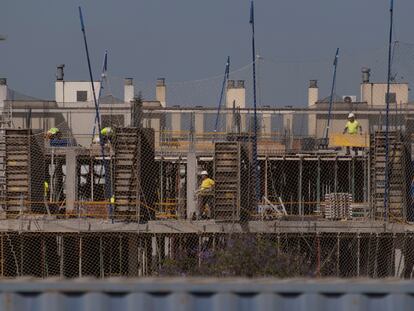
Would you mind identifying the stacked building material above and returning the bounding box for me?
[350,203,369,220]
[323,193,353,220]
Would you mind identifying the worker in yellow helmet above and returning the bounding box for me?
[343,113,362,155]
[46,127,60,140]
[194,170,215,219]
[100,127,113,144]
[101,127,112,137]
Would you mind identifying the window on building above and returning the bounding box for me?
[385,92,396,103]
[76,90,88,102]
[101,114,125,128]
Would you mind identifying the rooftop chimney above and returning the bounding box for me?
[0,78,7,110]
[362,67,370,83]
[308,80,318,137]
[56,64,65,81]
[308,80,318,107]
[226,80,246,132]
[124,78,134,103]
[156,78,166,107]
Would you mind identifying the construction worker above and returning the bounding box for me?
[43,181,49,198]
[100,127,113,144]
[343,112,362,155]
[46,127,60,140]
[195,170,215,219]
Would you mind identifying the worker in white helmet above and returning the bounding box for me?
[343,112,362,155]
[194,170,215,219]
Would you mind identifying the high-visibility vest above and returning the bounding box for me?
[200,178,215,190]
[345,120,360,134]
[110,195,115,204]
[44,181,49,196]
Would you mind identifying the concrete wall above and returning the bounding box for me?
[361,83,409,107]
[55,81,101,103]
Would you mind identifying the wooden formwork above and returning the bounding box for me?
[5,129,45,213]
[213,141,253,221]
[369,130,411,221]
[113,127,156,220]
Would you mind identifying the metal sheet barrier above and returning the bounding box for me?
[0,278,413,311]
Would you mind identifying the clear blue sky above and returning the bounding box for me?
[2,0,414,106]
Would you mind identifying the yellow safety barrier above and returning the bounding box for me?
[329,133,369,148]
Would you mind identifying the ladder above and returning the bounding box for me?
[370,130,410,221]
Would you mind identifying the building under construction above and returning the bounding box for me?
[0,66,413,278]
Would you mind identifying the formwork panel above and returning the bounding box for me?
[5,129,44,213]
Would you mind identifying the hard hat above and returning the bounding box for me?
[348,113,355,118]
[200,170,208,176]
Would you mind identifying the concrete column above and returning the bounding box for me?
[307,80,318,137]
[124,78,134,103]
[186,151,197,219]
[261,107,272,138]
[194,109,204,136]
[283,112,294,150]
[151,118,160,149]
[65,148,77,212]
[226,80,246,133]
[171,107,181,138]
[128,236,139,277]
[156,78,166,107]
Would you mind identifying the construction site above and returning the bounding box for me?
[2,2,414,281]
[0,59,412,279]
